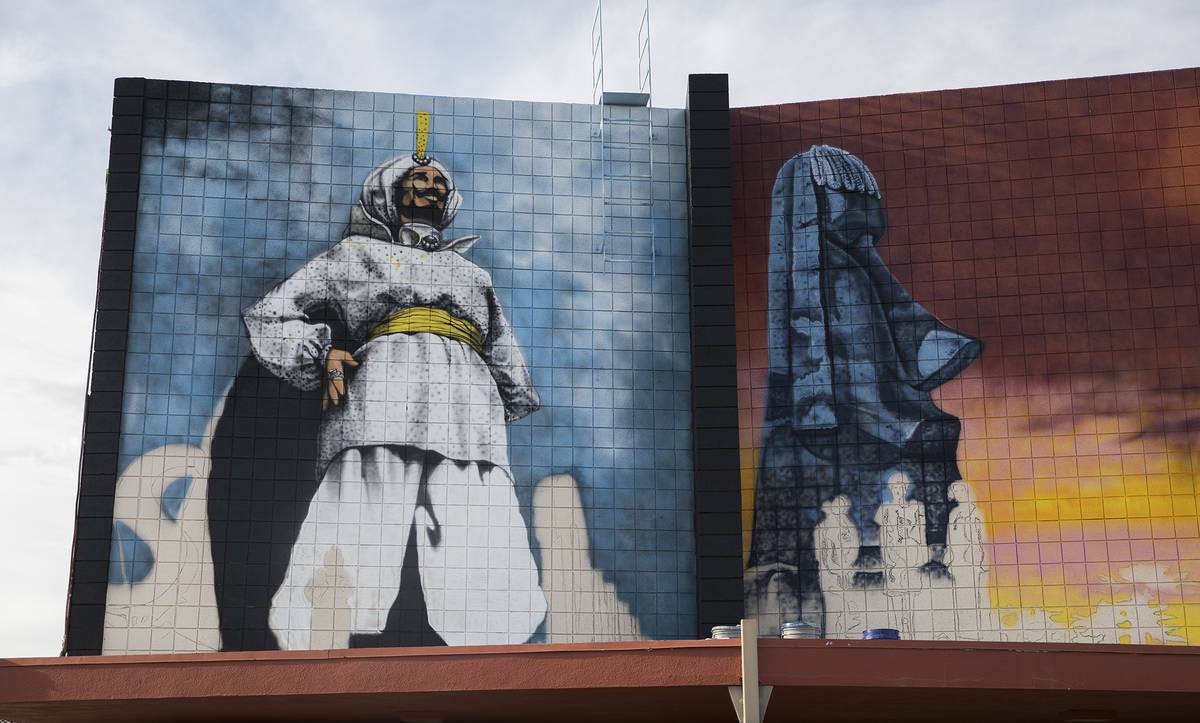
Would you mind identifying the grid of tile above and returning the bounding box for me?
[66,78,146,656]
[686,74,745,634]
[80,78,698,653]
[730,68,1200,643]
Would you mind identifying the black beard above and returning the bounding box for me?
[400,203,443,227]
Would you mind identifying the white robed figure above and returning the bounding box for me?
[946,481,996,639]
[875,471,927,635]
[243,146,546,649]
[814,494,863,637]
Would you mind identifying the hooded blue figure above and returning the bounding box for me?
[746,145,983,634]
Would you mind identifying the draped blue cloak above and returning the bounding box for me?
[748,145,982,582]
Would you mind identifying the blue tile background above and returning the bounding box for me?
[119,83,695,638]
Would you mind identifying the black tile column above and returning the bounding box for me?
[63,77,147,655]
[686,74,743,635]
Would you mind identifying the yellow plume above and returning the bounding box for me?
[415,110,430,160]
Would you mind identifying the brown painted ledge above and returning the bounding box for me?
[1,639,1199,722]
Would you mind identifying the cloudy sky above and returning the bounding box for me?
[0,0,1196,658]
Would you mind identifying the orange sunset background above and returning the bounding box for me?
[730,68,1200,642]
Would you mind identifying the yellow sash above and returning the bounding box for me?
[366,307,484,356]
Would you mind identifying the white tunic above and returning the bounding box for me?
[243,235,540,477]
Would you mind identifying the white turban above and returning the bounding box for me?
[358,154,464,238]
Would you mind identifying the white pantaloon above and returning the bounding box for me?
[268,446,547,649]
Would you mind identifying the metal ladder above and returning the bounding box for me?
[591,1,656,267]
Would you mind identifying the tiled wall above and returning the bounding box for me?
[686,75,744,630]
[75,66,1200,654]
[86,79,696,654]
[732,69,1200,643]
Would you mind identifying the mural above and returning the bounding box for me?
[733,71,1200,644]
[101,82,694,653]
[239,141,545,649]
[745,145,982,634]
[88,68,1200,652]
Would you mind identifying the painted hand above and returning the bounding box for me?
[322,349,359,411]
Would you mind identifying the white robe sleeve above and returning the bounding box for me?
[481,284,540,422]
[242,253,340,392]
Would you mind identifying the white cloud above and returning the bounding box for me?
[0,256,92,657]
[0,37,53,88]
